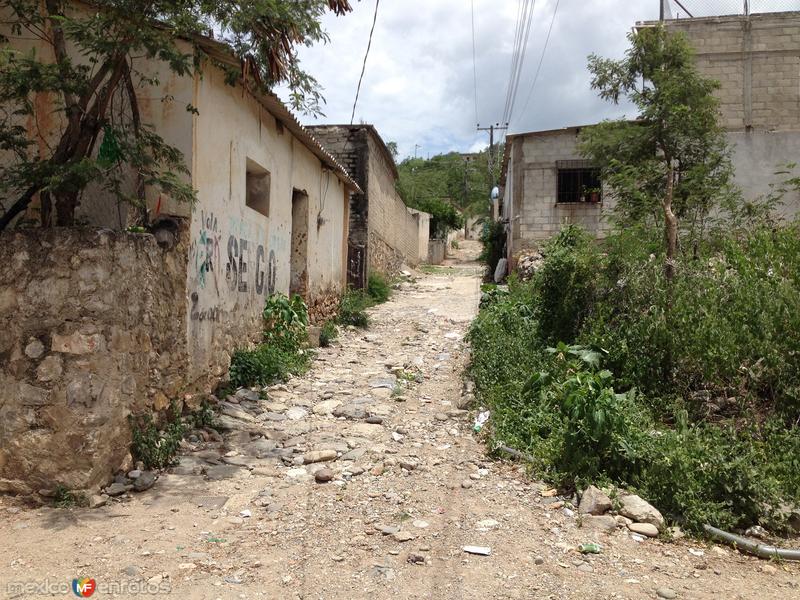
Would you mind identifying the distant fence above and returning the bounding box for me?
[662,0,800,19]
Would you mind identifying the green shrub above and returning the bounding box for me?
[129,402,186,470]
[228,293,311,389]
[54,485,78,508]
[468,223,800,533]
[229,344,308,388]
[337,289,372,328]
[367,272,391,303]
[583,224,800,415]
[263,292,309,349]
[320,321,338,347]
[478,219,505,279]
[533,226,599,344]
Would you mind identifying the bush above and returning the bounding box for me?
[320,321,338,347]
[583,224,800,415]
[263,292,309,349]
[478,219,505,279]
[533,226,599,344]
[228,293,311,388]
[468,223,800,533]
[337,289,372,328]
[367,272,391,304]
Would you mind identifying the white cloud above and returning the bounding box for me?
[284,0,663,158]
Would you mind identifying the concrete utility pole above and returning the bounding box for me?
[477,122,508,187]
[660,0,664,21]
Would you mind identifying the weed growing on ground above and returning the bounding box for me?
[129,402,186,470]
[337,290,372,328]
[229,294,311,388]
[53,485,78,508]
[320,321,338,347]
[367,272,391,303]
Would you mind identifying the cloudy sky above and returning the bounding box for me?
[281,0,782,159]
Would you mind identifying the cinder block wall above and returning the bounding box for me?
[660,12,800,213]
[663,12,800,132]
[509,130,616,255]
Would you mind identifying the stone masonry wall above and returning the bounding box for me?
[365,135,425,272]
[0,228,188,495]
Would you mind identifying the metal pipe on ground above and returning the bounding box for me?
[704,524,800,561]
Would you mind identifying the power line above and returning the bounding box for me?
[506,0,537,124]
[350,0,380,125]
[500,0,526,125]
[517,0,561,123]
[501,0,537,126]
[471,0,479,125]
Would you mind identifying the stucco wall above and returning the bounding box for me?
[0,4,194,229]
[408,209,432,262]
[187,66,349,387]
[0,228,188,495]
[506,130,616,254]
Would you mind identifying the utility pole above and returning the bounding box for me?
[414,144,421,159]
[659,0,664,21]
[477,122,508,187]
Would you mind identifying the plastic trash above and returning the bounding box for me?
[578,543,602,554]
[473,411,490,432]
[463,546,492,556]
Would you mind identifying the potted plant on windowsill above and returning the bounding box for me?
[586,186,601,204]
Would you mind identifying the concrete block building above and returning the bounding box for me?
[645,10,800,219]
[501,9,800,264]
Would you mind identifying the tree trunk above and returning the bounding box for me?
[663,163,678,281]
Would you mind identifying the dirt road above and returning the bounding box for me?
[2,242,797,599]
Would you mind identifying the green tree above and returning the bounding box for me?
[579,25,735,279]
[396,149,498,238]
[0,0,351,229]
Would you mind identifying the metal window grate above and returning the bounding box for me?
[556,167,602,204]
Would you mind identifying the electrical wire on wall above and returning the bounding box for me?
[317,167,332,229]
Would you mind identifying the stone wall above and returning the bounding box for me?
[365,134,427,272]
[308,125,431,276]
[0,228,188,495]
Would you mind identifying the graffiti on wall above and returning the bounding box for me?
[189,211,222,293]
[191,213,286,304]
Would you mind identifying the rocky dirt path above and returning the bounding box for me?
[2,242,798,599]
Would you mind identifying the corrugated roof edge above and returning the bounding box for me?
[193,36,362,194]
